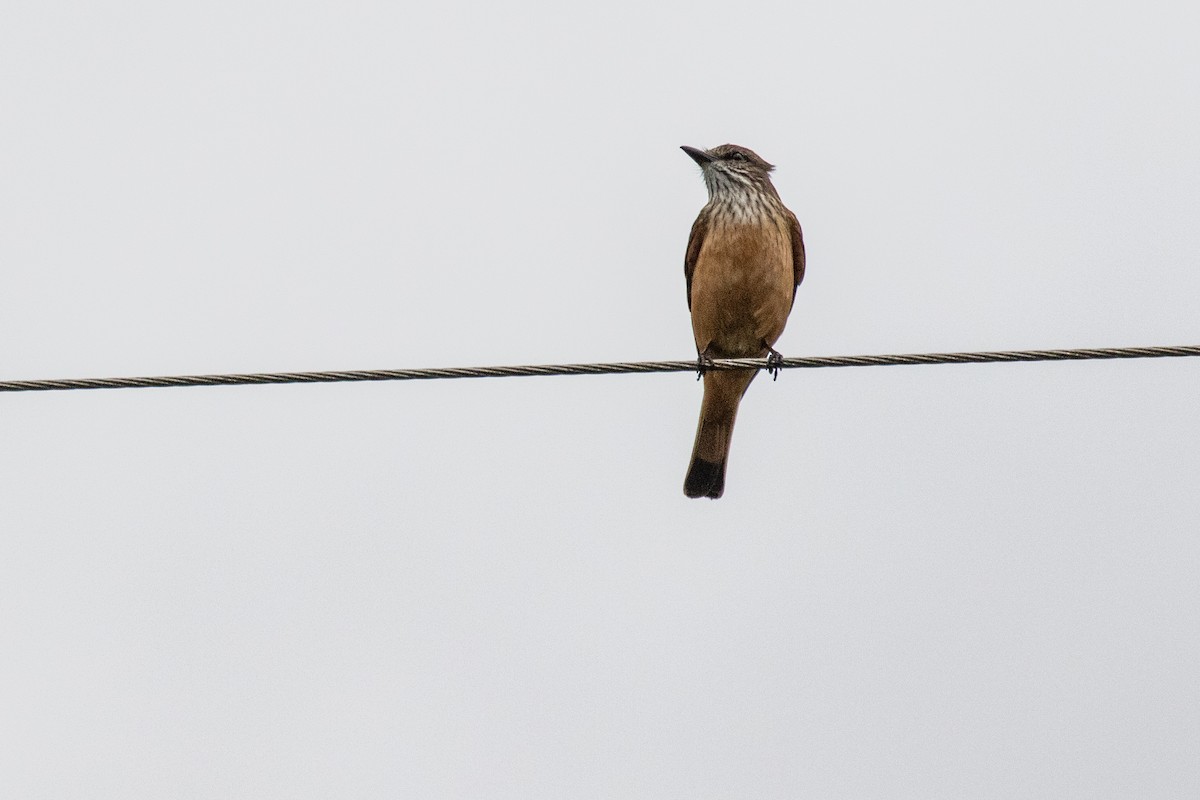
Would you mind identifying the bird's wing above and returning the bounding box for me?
[787,209,806,308]
[684,214,709,311]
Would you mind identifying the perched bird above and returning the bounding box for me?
[680,144,805,499]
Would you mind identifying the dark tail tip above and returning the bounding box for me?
[684,458,726,499]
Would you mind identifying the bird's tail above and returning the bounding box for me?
[684,369,756,499]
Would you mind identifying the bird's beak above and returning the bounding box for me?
[681,145,715,166]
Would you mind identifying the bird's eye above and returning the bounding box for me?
[728,151,747,161]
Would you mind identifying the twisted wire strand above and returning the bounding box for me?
[1,345,1198,394]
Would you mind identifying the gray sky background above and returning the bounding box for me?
[3,1,1198,797]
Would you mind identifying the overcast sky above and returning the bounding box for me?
[3,1,1199,797]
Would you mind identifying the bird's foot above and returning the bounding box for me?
[695,350,716,380]
[765,347,785,381]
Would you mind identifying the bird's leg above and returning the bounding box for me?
[695,345,716,380]
[763,342,785,381]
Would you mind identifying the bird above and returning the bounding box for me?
[680,144,805,499]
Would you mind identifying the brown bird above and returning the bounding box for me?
[680,144,805,499]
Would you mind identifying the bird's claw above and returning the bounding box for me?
[765,348,784,381]
[695,352,715,380]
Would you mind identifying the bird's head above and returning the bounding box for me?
[681,144,776,199]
